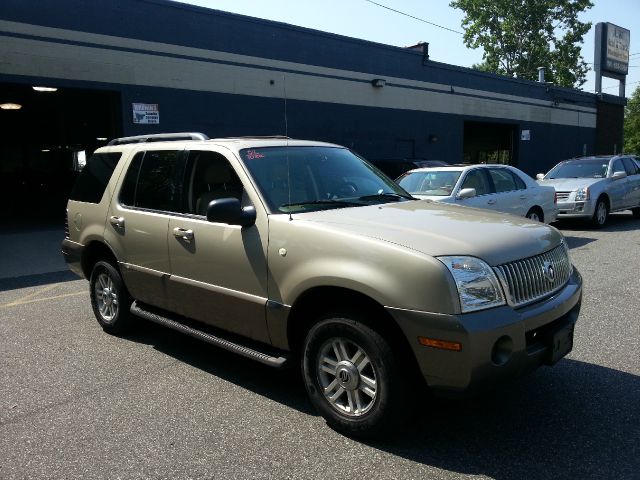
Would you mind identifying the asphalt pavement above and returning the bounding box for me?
[0,213,638,479]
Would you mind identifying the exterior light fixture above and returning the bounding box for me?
[96,137,108,141]
[0,103,22,110]
[32,86,58,92]
[371,78,386,88]
[41,149,50,152]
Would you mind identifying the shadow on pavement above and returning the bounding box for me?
[556,211,640,233]
[563,235,597,249]
[123,319,314,415]
[366,359,639,480]
[0,270,80,292]
[123,319,639,479]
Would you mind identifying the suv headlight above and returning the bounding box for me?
[438,256,505,313]
[574,187,589,201]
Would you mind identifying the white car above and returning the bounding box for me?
[397,164,558,223]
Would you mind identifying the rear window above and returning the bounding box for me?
[69,152,122,203]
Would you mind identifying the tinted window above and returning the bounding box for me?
[611,159,625,176]
[488,168,518,193]
[183,151,245,216]
[461,170,492,195]
[69,152,122,203]
[119,150,181,212]
[622,158,638,175]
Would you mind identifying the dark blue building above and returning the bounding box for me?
[0,0,624,216]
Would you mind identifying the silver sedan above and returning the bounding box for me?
[397,164,558,223]
[536,155,640,227]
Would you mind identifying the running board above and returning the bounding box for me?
[130,301,288,368]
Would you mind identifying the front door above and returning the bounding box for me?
[166,150,270,343]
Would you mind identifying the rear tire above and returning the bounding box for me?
[89,260,133,334]
[525,207,543,222]
[302,315,407,438]
[591,198,608,228]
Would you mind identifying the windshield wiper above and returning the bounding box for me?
[280,199,362,208]
[358,192,414,202]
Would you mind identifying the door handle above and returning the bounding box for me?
[487,199,496,205]
[519,195,527,200]
[173,227,194,242]
[109,216,125,228]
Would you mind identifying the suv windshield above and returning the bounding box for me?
[240,146,412,213]
[397,170,462,196]
[546,160,609,179]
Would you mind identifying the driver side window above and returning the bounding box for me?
[461,169,492,196]
[183,151,246,216]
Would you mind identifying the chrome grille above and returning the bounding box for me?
[64,209,70,239]
[555,191,571,201]
[494,243,572,308]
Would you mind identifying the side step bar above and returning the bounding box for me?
[130,301,288,368]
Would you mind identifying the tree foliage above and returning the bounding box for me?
[624,85,640,154]
[450,0,593,88]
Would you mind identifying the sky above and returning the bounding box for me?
[176,0,640,97]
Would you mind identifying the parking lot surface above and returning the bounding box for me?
[1,213,639,480]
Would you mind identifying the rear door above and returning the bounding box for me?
[104,149,184,310]
[486,167,528,217]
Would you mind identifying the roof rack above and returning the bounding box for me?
[107,132,209,146]
[210,136,292,140]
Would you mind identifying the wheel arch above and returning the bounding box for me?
[286,286,420,376]
[81,241,119,279]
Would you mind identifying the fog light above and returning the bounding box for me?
[491,336,513,365]
[418,336,462,352]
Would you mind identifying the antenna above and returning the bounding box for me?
[283,73,292,221]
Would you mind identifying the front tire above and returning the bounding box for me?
[591,198,608,228]
[302,316,406,438]
[89,260,133,334]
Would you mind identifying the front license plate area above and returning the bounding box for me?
[546,324,574,365]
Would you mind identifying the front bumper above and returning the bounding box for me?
[387,267,582,394]
[556,199,595,219]
[61,238,85,278]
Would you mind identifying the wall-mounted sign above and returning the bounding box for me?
[597,23,630,76]
[521,129,531,141]
[132,103,160,124]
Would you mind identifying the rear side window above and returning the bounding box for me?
[488,168,523,192]
[69,152,122,203]
[119,150,182,212]
[622,158,638,175]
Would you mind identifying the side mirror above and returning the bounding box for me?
[611,170,627,180]
[206,198,256,227]
[457,188,476,199]
[536,173,545,180]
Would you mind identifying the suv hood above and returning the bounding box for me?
[538,178,603,191]
[293,200,562,266]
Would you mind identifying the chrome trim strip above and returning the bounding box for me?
[168,274,267,305]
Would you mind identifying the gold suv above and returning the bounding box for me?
[62,133,582,437]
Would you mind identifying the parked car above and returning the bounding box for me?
[62,133,581,437]
[536,155,640,227]
[370,159,448,179]
[396,164,558,223]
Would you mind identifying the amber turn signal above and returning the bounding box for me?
[418,336,462,352]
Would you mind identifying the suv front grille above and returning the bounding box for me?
[494,243,571,308]
[555,191,571,201]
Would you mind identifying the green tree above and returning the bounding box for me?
[624,85,640,154]
[450,0,593,88]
